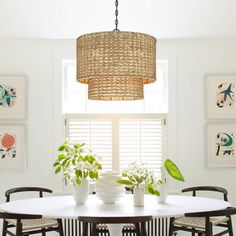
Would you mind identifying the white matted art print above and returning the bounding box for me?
[0,125,26,170]
[0,75,26,119]
[206,75,236,119]
[206,123,236,167]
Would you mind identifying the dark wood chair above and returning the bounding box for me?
[78,215,152,236]
[169,186,233,236]
[2,187,64,236]
[0,212,43,236]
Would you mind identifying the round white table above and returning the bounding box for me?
[0,194,230,236]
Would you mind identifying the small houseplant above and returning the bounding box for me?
[53,140,102,204]
[117,159,184,206]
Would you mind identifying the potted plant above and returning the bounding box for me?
[53,140,102,204]
[117,159,184,206]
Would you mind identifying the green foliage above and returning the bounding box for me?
[147,183,160,196]
[164,159,184,182]
[117,179,134,186]
[117,159,184,197]
[53,140,102,186]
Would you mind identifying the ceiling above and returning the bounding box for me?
[0,0,236,39]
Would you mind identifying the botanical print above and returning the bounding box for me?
[206,75,236,119]
[215,132,234,158]
[0,84,17,107]
[0,132,17,159]
[216,82,234,108]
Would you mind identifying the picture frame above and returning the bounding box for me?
[206,123,236,167]
[205,74,236,119]
[0,74,26,119]
[0,124,26,170]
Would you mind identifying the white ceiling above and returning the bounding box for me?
[0,0,236,39]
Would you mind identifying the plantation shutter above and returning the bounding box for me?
[65,114,167,176]
[65,117,112,171]
[119,119,165,178]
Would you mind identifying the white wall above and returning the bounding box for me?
[0,39,236,231]
[0,40,74,202]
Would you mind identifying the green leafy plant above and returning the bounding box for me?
[53,140,102,186]
[117,159,184,196]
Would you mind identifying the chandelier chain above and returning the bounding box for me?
[114,0,120,31]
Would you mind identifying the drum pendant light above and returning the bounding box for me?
[76,0,156,100]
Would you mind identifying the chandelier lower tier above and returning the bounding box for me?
[76,31,156,100]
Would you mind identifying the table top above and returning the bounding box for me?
[0,194,230,219]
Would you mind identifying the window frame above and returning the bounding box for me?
[53,51,178,193]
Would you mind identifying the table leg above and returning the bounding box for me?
[107,224,123,236]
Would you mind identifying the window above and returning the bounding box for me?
[62,59,168,177]
[62,60,168,114]
[65,114,166,177]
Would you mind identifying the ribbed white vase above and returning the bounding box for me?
[96,171,125,204]
[73,178,89,204]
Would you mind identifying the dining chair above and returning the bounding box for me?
[2,187,64,236]
[78,215,152,236]
[0,212,43,236]
[168,186,233,236]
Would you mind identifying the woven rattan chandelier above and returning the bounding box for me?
[76,0,156,100]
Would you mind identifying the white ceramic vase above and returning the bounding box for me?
[133,186,144,207]
[96,171,125,204]
[157,167,167,203]
[73,178,89,204]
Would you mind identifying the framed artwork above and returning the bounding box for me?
[0,75,26,119]
[206,75,236,119]
[206,123,236,167]
[0,125,26,170]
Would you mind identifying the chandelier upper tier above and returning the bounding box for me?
[76,0,156,100]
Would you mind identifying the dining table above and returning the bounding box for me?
[0,194,230,236]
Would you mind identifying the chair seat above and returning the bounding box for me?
[7,218,59,231]
[174,216,229,230]
[97,223,135,231]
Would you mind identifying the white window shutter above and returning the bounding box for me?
[65,115,167,177]
[66,117,112,171]
[119,119,165,177]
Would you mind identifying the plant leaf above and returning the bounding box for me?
[164,159,184,182]
[58,144,65,151]
[117,179,134,186]
[58,154,66,161]
[53,161,60,167]
[89,171,95,179]
[76,178,81,186]
[122,172,127,177]
[55,166,61,174]
[147,184,160,196]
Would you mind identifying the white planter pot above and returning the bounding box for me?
[157,182,167,203]
[133,187,144,207]
[157,167,167,203]
[73,178,89,204]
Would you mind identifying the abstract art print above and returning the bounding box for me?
[0,75,26,119]
[0,125,26,170]
[206,123,236,167]
[206,75,236,119]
